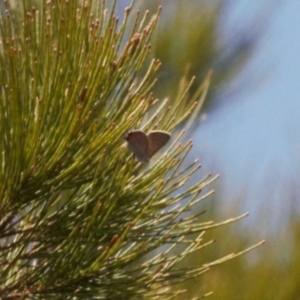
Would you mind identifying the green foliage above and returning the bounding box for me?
[186,215,300,300]
[144,0,255,113]
[0,1,260,299]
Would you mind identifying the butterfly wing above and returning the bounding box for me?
[147,131,171,159]
[125,130,149,162]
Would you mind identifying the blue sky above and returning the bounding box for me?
[192,0,300,233]
[116,0,300,234]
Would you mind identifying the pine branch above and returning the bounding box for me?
[0,1,262,299]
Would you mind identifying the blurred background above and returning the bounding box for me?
[118,0,300,298]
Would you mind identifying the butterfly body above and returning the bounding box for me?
[125,130,171,162]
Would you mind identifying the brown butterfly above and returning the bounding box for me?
[124,130,171,162]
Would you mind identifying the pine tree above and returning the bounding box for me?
[0,1,262,299]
